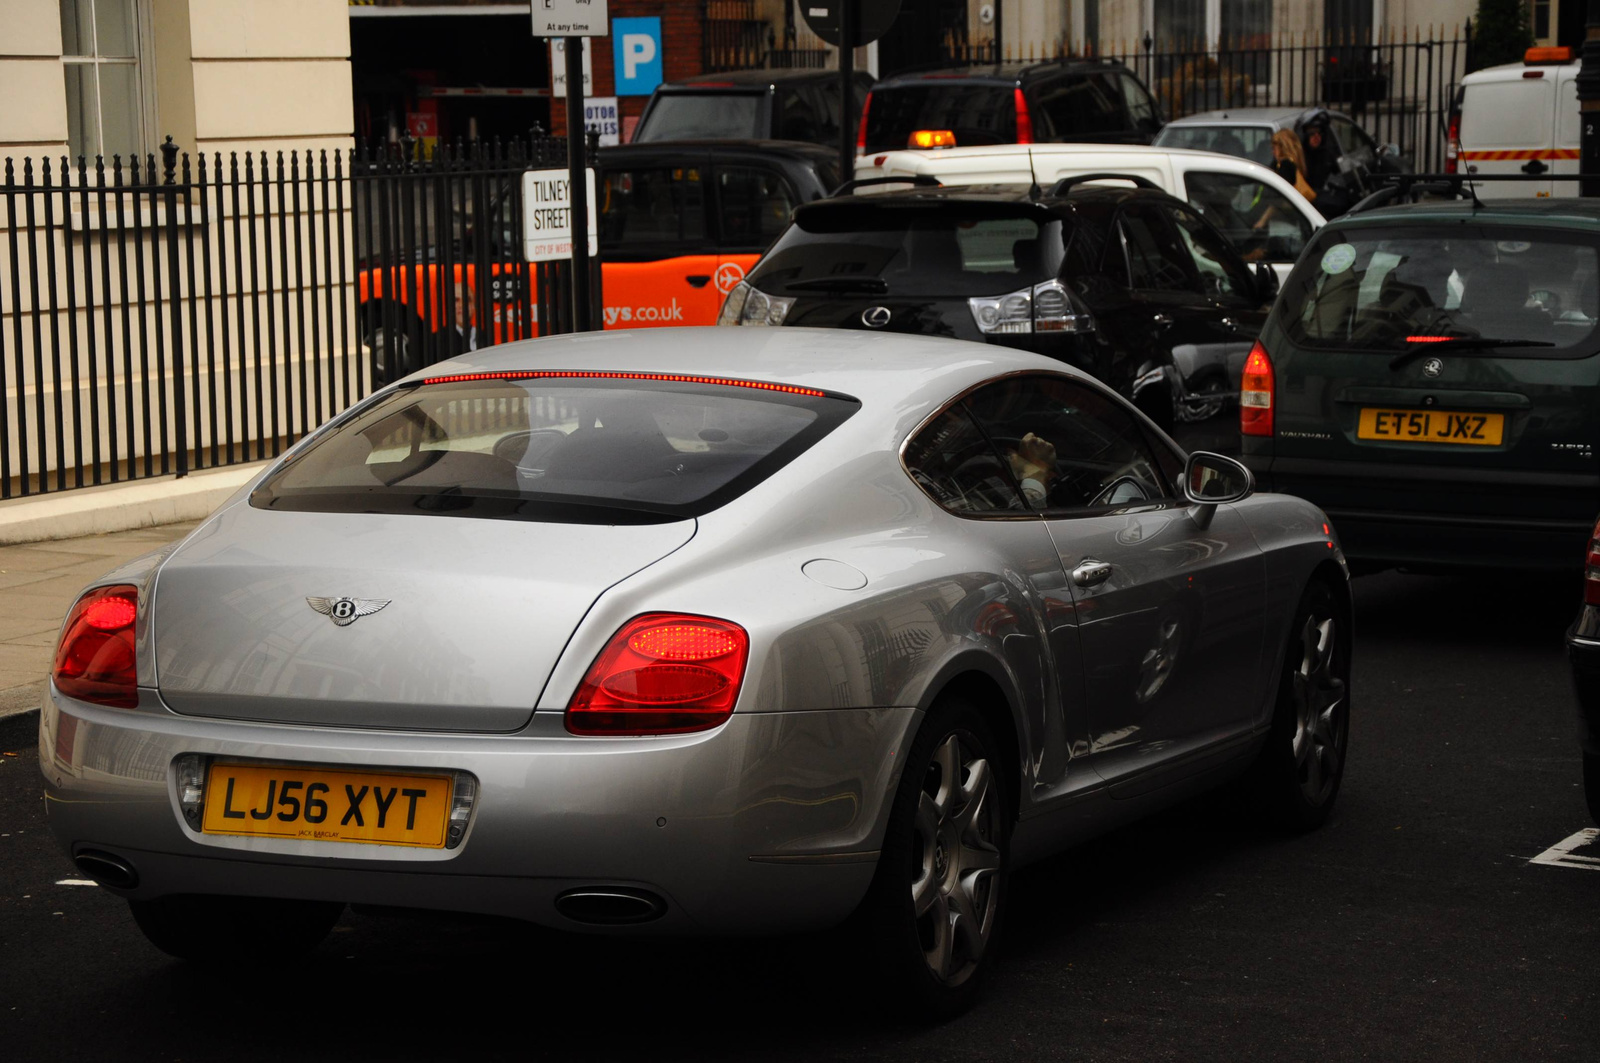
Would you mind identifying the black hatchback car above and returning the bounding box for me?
[718,181,1278,430]
[632,69,874,148]
[1240,198,1600,571]
[861,59,1163,154]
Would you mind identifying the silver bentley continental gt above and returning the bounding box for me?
[40,327,1350,1016]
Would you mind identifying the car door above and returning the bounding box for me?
[596,155,723,328]
[1163,201,1271,413]
[963,374,1268,790]
[1180,166,1318,285]
[711,162,801,307]
[1085,200,1221,424]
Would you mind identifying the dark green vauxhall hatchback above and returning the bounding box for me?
[1240,198,1600,570]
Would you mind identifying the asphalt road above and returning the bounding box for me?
[1,569,1596,1062]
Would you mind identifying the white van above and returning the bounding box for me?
[1454,47,1579,198]
[854,143,1325,283]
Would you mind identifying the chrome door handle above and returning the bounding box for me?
[1151,313,1172,326]
[1071,559,1113,588]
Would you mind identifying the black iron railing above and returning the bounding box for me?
[0,132,593,499]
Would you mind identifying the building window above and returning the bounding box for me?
[60,0,152,161]
[1532,0,1554,44]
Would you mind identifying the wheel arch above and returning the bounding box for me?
[914,655,1026,823]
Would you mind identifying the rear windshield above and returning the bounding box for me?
[1155,124,1275,166]
[749,203,1065,297]
[634,94,762,142]
[864,84,1016,153]
[1281,225,1600,356]
[251,377,858,524]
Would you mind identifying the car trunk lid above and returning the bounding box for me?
[153,505,695,732]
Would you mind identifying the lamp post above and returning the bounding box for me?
[1578,0,1600,196]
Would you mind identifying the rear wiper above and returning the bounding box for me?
[783,277,889,294]
[1389,338,1554,370]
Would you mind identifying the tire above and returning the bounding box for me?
[1585,752,1600,827]
[1250,578,1351,831]
[860,695,1010,1019]
[129,894,343,962]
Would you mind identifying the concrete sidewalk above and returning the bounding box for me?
[0,520,198,718]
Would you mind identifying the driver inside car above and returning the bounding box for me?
[1007,432,1057,506]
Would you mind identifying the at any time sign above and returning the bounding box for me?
[533,0,608,36]
[521,168,599,262]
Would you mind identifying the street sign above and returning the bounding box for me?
[585,96,620,146]
[532,0,608,37]
[521,167,599,262]
[612,16,663,96]
[550,38,592,97]
[800,0,901,47]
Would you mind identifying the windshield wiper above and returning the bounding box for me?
[783,277,889,294]
[1389,338,1554,370]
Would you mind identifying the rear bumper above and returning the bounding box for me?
[1244,453,1593,569]
[39,688,920,935]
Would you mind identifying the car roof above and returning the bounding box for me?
[874,58,1130,87]
[659,69,871,91]
[1163,107,1303,128]
[411,326,1086,412]
[862,141,1280,169]
[599,139,839,164]
[817,182,1172,213]
[1338,197,1600,228]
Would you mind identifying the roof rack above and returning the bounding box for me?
[1049,173,1160,196]
[1349,172,1600,214]
[831,174,942,197]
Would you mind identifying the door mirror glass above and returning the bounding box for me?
[1183,451,1254,505]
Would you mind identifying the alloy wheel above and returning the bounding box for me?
[1291,614,1346,806]
[910,733,1003,987]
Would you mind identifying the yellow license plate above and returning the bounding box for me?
[201,763,452,848]
[1357,407,1505,446]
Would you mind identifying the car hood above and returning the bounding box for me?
[151,503,695,732]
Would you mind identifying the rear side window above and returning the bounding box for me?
[599,167,708,257]
[1156,124,1275,166]
[252,377,859,524]
[1033,73,1127,138]
[634,94,763,142]
[863,83,1015,153]
[1282,226,1600,356]
[749,203,1065,297]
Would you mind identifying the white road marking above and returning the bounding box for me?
[54,879,99,887]
[1529,828,1600,871]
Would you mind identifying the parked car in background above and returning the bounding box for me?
[1451,47,1578,198]
[859,59,1163,155]
[632,69,874,148]
[42,326,1351,1018]
[358,140,839,378]
[853,142,1325,283]
[1155,106,1409,216]
[1240,196,1600,571]
[720,180,1279,430]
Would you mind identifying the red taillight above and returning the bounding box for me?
[856,92,872,154]
[53,585,139,708]
[1014,88,1034,144]
[1445,111,1461,174]
[1240,340,1274,437]
[1586,519,1600,605]
[566,613,749,736]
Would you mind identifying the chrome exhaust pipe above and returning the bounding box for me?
[554,887,666,925]
[74,849,138,890]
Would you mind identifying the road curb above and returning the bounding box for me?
[0,462,266,545]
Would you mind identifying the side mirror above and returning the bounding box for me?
[1183,451,1255,506]
[1253,261,1280,302]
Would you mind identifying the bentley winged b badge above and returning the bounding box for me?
[306,596,391,627]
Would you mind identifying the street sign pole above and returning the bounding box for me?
[564,36,592,330]
[839,0,855,183]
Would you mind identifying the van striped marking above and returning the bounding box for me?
[1459,148,1581,161]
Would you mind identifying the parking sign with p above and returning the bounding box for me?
[612,17,662,96]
